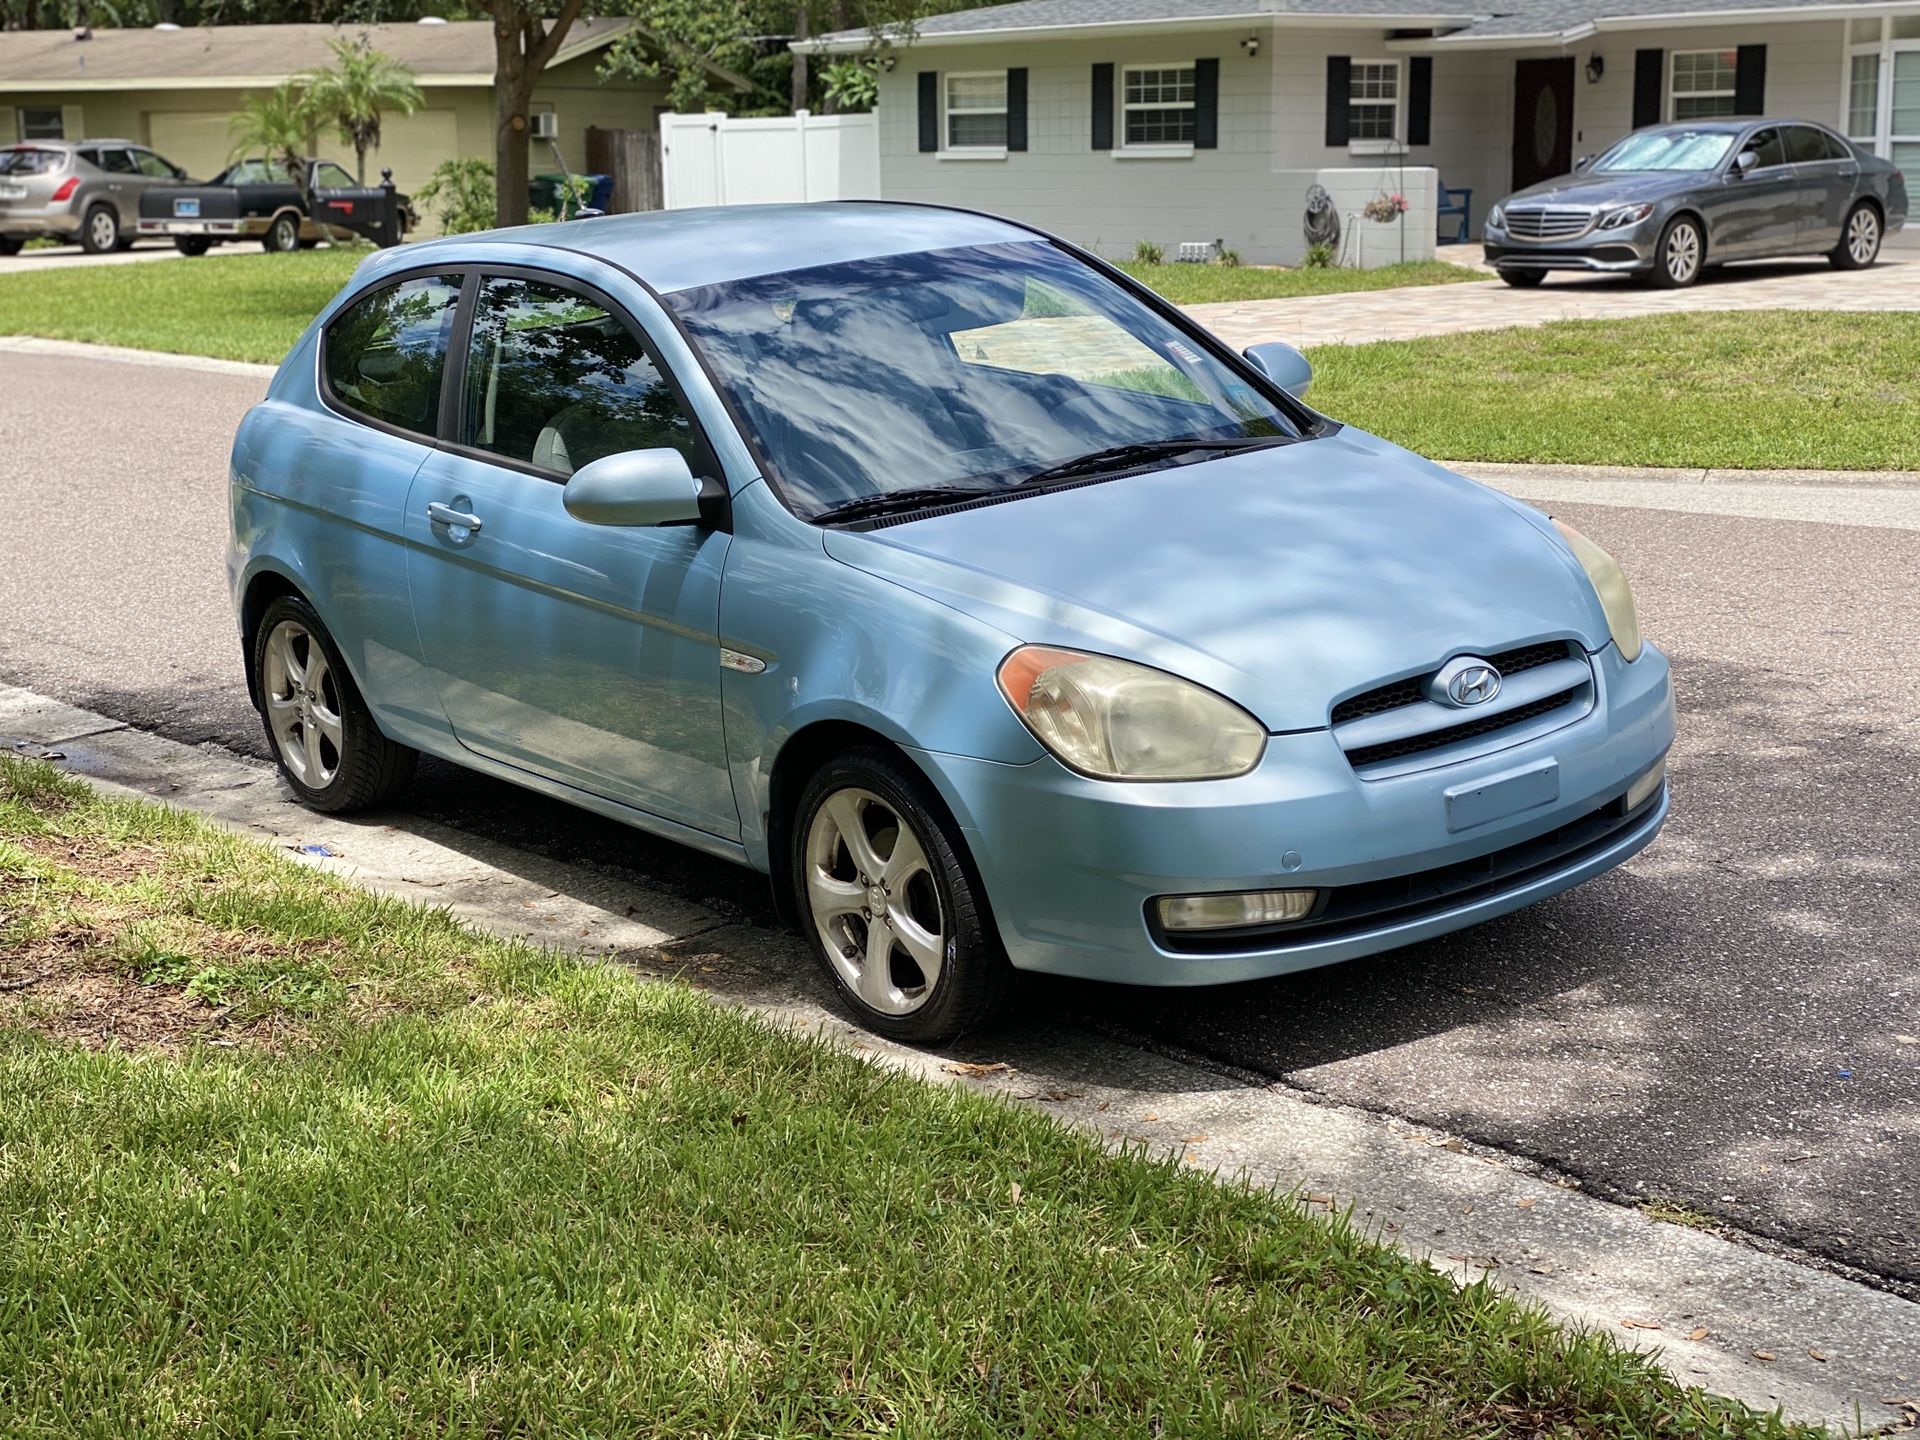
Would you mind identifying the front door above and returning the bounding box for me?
[1511,58,1576,192]
[403,269,740,839]
[1713,125,1802,256]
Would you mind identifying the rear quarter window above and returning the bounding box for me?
[322,274,464,438]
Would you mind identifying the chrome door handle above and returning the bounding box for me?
[426,500,483,532]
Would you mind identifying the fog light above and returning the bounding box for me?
[1158,889,1318,932]
[1625,757,1667,812]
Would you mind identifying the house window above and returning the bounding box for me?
[1670,49,1738,120]
[1848,52,1881,139]
[945,71,1007,150]
[19,107,64,140]
[1122,64,1195,146]
[1347,60,1401,142]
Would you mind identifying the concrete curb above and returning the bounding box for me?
[0,335,278,382]
[1457,460,1920,490]
[4,682,1914,1431]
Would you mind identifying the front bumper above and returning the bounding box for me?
[1484,219,1659,273]
[922,641,1674,985]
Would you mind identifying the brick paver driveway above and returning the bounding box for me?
[1190,254,1918,349]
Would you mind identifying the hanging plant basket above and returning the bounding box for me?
[1362,193,1410,225]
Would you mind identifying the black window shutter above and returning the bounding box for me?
[1194,58,1219,148]
[1632,49,1663,128]
[1091,62,1114,149]
[1007,67,1028,151]
[1734,45,1767,115]
[1325,56,1351,147]
[1407,56,1432,146]
[917,71,938,152]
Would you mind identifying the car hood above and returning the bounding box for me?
[822,431,1609,733]
[1501,169,1712,210]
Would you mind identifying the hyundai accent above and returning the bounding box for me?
[229,203,1674,1041]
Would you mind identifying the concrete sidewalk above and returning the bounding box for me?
[4,681,1914,1432]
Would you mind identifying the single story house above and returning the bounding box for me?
[0,20,738,229]
[796,0,1919,264]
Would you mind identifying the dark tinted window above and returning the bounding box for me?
[95,148,138,174]
[74,147,100,167]
[461,275,699,478]
[0,147,64,176]
[323,273,463,437]
[315,162,356,189]
[132,149,178,178]
[1746,127,1787,168]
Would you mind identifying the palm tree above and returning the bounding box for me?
[228,81,313,191]
[302,38,425,185]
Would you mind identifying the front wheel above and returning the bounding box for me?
[792,747,1011,1043]
[1498,268,1546,288]
[252,595,416,813]
[1830,202,1882,270]
[262,213,301,253]
[1651,216,1704,288]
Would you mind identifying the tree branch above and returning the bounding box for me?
[529,0,585,74]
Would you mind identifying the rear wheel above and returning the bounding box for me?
[1651,215,1704,288]
[262,212,301,253]
[792,747,1011,1044]
[173,236,211,257]
[251,595,416,813]
[1830,201,1881,270]
[0,237,21,257]
[80,203,120,254]
[1498,268,1546,288]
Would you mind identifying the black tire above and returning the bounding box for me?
[251,594,416,813]
[79,203,119,255]
[1650,215,1704,288]
[0,237,22,257]
[1830,201,1882,270]
[262,213,301,253]
[1498,268,1546,288]
[173,235,211,257]
[791,746,1012,1044]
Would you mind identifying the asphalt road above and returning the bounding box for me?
[2,348,1915,1291]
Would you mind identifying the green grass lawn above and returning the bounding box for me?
[1118,259,1483,304]
[0,755,1824,1439]
[1309,310,1920,471]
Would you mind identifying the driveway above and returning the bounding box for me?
[2,344,1917,1298]
[1194,253,1920,348]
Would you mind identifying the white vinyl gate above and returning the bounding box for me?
[660,110,880,210]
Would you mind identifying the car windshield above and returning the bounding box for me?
[0,147,64,176]
[667,240,1302,519]
[1592,130,1735,172]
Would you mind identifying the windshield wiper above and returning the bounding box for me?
[1017,435,1287,489]
[810,485,992,525]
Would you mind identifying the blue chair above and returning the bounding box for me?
[1437,182,1471,244]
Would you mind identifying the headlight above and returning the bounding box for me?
[1487,204,1504,230]
[997,646,1266,780]
[1552,519,1643,662]
[1599,202,1656,229]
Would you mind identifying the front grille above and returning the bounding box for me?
[1504,206,1596,241]
[1332,641,1569,726]
[1342,692,1575,769]
[1153,785,1662,955]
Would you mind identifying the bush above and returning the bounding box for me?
[1303,242,1338,269]
[413,157,496,235]
[1132,239,1165,264]
[1214,247,1242,268]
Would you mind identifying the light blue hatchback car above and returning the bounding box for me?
[230,202,1674,1041]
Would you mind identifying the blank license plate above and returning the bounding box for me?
[0,184,26,201]
[173,198,201,217]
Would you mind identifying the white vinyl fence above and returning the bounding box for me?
[660,110,881,210]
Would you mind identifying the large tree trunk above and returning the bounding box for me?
[791,3,809,114]
[491,0,582,228]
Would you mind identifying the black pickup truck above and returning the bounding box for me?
[138,157,414,255]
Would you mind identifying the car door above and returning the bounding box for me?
[403,268,740,839]
[1714,126,1799,256]
[89,146,141,227]
[1784,124,1857,250]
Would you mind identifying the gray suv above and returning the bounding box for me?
[0,139,192,255]
[1484,119,1908,288]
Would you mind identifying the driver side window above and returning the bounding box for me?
[1746,128,1787,169]
[460,274,702,479]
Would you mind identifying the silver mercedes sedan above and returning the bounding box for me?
[1483,118,1908,288]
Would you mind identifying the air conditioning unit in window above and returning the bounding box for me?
[529,112,558,141]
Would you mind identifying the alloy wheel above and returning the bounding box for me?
[1665,222,1700,284]
[261,619,344,789]
[804,787,945,1016]
[1848,207,1880,265]
[88,209,117,251]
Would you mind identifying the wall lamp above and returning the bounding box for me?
[1241,34,1261,57]
[881,54,897,72]
[1585,52,1605,83]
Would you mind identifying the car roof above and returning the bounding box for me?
[396,202,1042,296]
[1638,117,1834,134]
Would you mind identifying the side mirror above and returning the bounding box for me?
[1573,154,1594,173]
[1242,341,1313,400]
[563,448,703,526]
[171,165,186,180]
[1733,150,1759,175]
